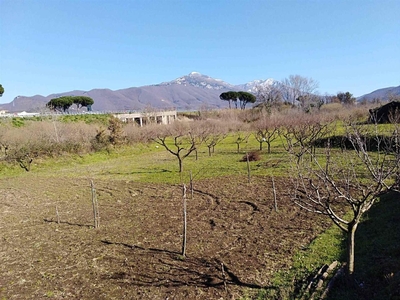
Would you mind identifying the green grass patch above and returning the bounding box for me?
[11,117,25,127]
[0,133,291,183]
[256,223,345,299]
[59,113,111,125]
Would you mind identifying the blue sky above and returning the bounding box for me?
[1,0,399,104]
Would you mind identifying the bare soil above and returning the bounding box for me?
[0,174,331,299]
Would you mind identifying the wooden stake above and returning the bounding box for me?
[246,152,251,184]
[90,180,100,229]
[272,176,278,212]
[190,171,194,199]
[56,205,60,224]
[181,184,187,257]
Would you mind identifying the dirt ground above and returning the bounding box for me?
[0,174,331,299]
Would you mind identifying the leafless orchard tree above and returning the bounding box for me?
[233,130,251,154]
[252,113,280,152]
[152,121,206,173]
[202,120,228,156]
[287,120,400,276]
[281,113,332,163]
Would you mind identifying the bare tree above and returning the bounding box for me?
[202,120,228,156]
[153,122,206,173]
[252,114,280,152]
[287,120,400,276]
[233,130,251,154]
[255,81,282,110]
[279,75,319,106]
[281,113,332,163]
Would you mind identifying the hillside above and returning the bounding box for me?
[0,72,272,113]
[357,85,400,102]
[1,72,398,113]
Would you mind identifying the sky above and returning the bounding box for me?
[1,0,399,104]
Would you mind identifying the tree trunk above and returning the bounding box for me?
[347,222,358,275]
[178,157,183,173]
[259,142,263,151]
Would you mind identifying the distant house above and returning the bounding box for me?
[369,101,400,123]
[16,111,40,117]
[114,110,177,126]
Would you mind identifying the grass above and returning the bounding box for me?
[253,222,346,299]
[59,113,112,125]
[0,133,291,183]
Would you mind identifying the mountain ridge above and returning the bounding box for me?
[1,73,398,112]
[0,72,274,112]
[357,85,400,102]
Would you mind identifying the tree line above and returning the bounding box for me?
[219,91,257,109]
[220,75,357,112]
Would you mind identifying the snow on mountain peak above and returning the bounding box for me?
[158,72,274,92]
[236,78,275,93]
[160,72,234,90]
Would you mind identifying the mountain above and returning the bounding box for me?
[158,71,234,90]
[7,73,398,113]
[0,72,274,113]
[235,79,276,93]
[357,85,400,102]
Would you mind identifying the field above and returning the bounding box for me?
[1,110,399,299]
[0,141,337,300]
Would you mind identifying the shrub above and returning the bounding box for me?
[241,151,261,162]
[108,117,125,146]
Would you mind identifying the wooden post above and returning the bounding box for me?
[181,184,187,257]
[272,176,278,212]
[190,171,194,199]
[90,180,100,229]
[246,152,251,184]
[56,205,60,224]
